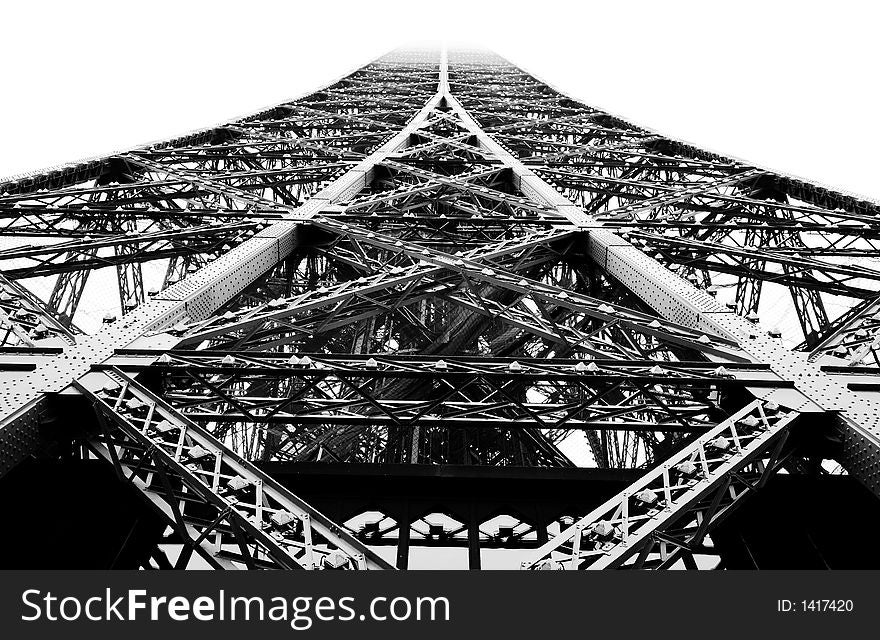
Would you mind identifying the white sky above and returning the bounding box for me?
[2,1,880,204]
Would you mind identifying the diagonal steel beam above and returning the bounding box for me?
[520,399,799,569]
[75,368,391,569]
[440,51,880,499]
[0,53,444,476]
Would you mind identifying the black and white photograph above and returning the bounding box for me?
[0,1,878,636]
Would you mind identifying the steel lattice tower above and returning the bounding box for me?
[2,47,880,570]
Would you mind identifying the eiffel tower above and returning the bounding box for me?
[2,46,880,570]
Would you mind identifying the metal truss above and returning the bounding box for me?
[101,351,790,467]
[2,47,880,570]
[447,53,880,346]
[521,399,799,569]
[803,295,880,367]
[75,368,390,570]
[0,272,77,346]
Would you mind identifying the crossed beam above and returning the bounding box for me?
[1,48,880,570]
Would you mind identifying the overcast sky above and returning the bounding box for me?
[2,1,879,203]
